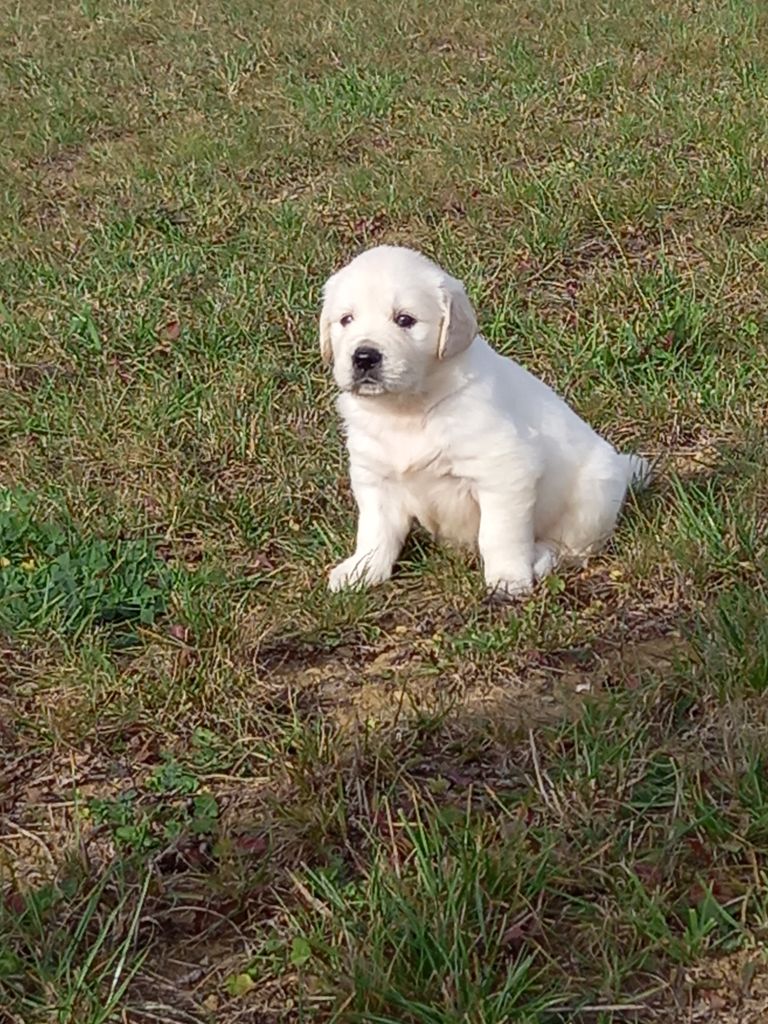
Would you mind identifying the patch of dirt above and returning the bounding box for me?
[551,633,690,695]
[255,574,692,734]
[658,948,768,1022]
[14,126,137,230]
[661,426,740,480]
[509,223,716,326]
[1,747,131,888]
[29,125,134,185]
[0,735,273,889]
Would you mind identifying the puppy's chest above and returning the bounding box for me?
[354,420,454,480]
[351,420,479,544]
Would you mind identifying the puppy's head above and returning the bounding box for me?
[319,246,477,396]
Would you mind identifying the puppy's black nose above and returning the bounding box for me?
[352,346,382,372]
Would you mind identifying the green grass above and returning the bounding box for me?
[2,0,768,1020]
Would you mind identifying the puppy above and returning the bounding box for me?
[320,245,650,599]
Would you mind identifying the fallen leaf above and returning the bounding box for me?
[685,836,712,866]
[351,212,387,239]
[153,320,182,353]
[234,834,268,855]
[741,959,758,994]
[564,278,580,298]
[4,891,25,915]
[249,552,276,573]
[634,861,663,890]
[225,972,255,997]
[290,936,312,966]
[686,882,707,906]
[502,915,542,952]
[443,769,475,788]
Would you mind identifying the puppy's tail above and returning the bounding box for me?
[623,453,654,492]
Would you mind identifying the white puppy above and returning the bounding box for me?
[321,245,650,599]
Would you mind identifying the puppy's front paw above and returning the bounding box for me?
[328,554,391,592]
[484,571,534,603]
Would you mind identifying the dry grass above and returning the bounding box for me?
[2,0,768,1021]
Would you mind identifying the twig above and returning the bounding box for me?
[528,729,564,817]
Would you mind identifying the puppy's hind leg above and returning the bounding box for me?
[477,482,537,600]
[555,448,635,558]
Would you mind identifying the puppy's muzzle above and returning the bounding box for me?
[352,345,383,379]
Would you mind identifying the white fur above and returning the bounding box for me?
[321,245,650,599]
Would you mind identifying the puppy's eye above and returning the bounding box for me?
[395,313,416,329]
[340,314,354,327]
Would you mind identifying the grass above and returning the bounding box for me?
[1,0,768,1020]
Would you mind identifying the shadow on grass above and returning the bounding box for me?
[3,574,768,1024]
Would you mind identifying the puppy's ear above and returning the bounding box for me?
[437,274,478,360]
[319,275,337,365]
[319,309,333,365]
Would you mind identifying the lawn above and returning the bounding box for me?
[1,0,767,1020]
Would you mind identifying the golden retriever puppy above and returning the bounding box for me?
[320,246,650,599]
